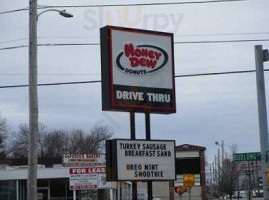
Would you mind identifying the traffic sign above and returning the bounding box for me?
[233,152,261,161]
[183,174,195,187]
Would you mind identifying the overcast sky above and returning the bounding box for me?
[0,0,269,162]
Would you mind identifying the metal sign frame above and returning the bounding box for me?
[100,26,176,114]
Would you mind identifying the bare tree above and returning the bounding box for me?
[9,124,29,157]
[63,125,112,154]
[38,124,48,158]
[219,158,241,200]
[43,124,113,156]
[9,124,48,157]
[43,129,69,157]
[240,161,261,199]
[85,125,113,153]
[208,144,241,199]
[67,129,85,154]
[8,123,113,158]
[0,114,8,158]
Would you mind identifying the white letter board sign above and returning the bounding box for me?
[100,26,176,114]
[106,139,176,181]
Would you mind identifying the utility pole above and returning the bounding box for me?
[255,45,269,200]
[215,141,224,163]
[217,148,220,199]
[28,2,73,199]
[221,140,224,161]
[28,0,38,200]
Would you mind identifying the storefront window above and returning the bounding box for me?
[78,190,98,200]
[0,180,16,200]
[19,180,27,200]
[50,178,73,200]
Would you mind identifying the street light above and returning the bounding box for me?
[37,9,73,18]
[215,140,224,162]
[28,1,73,200]
[214,141,224,200]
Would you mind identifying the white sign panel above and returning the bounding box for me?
[97,173,112,189]
[101,26,176,113]
[69,167,111,190]
[70,174,98,190]
[63,154,105,167]
[116,140,175,180]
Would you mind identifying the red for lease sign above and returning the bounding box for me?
[69,167,106,174]
[70,185,97,190]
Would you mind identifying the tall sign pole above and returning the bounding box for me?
[255,45,269,200]
[28,0,38,200]
[145,112,153,200]
[130,112,137,200]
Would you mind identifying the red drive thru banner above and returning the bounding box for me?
[100,26,176,114]
[69,167,106,190]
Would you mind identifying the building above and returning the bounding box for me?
[174,144,206,200]
[0,157,131,200]
[0,143,206,200]
[136,144,206,200]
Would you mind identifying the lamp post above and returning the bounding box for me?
[28,1,73,200]
[215,140,224,162]
[215,140,224,200]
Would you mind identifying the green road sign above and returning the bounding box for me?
[233,152,261,161]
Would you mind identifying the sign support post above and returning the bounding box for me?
[145,112,153,200]
[73,190,76,200]
[130,112,136,140]
[130,112,137,200]
[255,45,269,200]
[187,187,191,200]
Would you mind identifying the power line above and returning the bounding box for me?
[0,69,259,76]
[176,31,269,37]
[38,0,250,9]
[1,31,269,45]
[175,69,258,77]
[0,7,28,15]
[0,38,28,44]
[0,73,100,76]
[1,68,268,89]
[0,80,101,89]
[0,0,250,15]
[38,42,99,47]
[176,39,269,44]
[0,44,28,51]
[1,38,269,51]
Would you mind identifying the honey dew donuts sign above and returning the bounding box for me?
[100,26,176,113]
